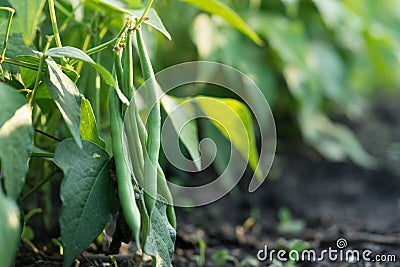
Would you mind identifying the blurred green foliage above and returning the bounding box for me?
[154,0,400,167]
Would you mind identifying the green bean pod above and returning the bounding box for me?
[157,166,176,229]
[115,45,145,185]
[123,27,134,100]
[134,100,176,229]
[109,53,141,251]
[136,28,160,216]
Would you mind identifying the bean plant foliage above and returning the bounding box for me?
[0,0,265,266]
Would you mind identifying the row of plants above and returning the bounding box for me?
[1,0,399,266]
[0,0,268,266]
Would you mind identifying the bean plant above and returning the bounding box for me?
[0,0,264,266]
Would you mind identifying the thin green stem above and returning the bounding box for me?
[2,57,39,71]
[0,7,15,62]
[136,0,153,27]
[86,21,129,55]
[34,129,62,142]
[31,36,53,104]
[30,152,54,158]
[21,171,58,201]
[30,55,46,104]
[69,21,130,66]
[48,0,62,47]
[94,13,102,125]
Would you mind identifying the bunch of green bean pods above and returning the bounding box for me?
[108,20,176,253]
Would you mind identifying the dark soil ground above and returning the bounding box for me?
[15,96,400,267]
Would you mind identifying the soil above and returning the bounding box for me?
[15,96,400,267]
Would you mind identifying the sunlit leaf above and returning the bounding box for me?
[54,139,118,267]
[0,83,33,199]
[130,8,171,40]
[47,46,129,104]
[80,98,106,148]
[0,33,35,86]
[161,95,201,170]
[193,96,261,180]
[182,0,262,45]
[45,58,82,148]
[0,190,20,267]
[83,1,170,40]
[8,0,46,45]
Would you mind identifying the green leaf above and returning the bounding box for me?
[80,98,106,148]
[0,190,20,267]
[0,33,35,86]
[45,58,82,148]
[84,0,140,12]
[181,0,263,45]
[299,109,376,168]
[47,47,129,104]
[161,95,201,170]
[251,14,307,67]
[130,8,171,40]
[193,96,261,180]
[54,139,118,267]
[0,83,33,199]
[144,198,176,267]
[8,0,46,45]
[124,0,141,9]
[16,55,40,88]
[83,1,169,39]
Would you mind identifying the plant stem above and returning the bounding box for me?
[2,57,39,70]
[136,0,153,26]
[30,152,55,158]
[0,7,15,63]
[48,0,62,47]
[94,13,102,125]
[30,36,53,105]
[34,129,62,142]
[21,171,58,201]
[86,21,129,56]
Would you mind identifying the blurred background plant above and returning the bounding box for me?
[154,0,400,168]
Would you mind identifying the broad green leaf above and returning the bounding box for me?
[47,47,129,104]
[80,98,106,148]
[130,8,171,40]
[16,55,40,88]
[8,0,46,45]
[193,96,261,180]
[181,0,262,45]
[161,95,201,170]
[0,82,28,126]
[54,139,118,267]
[0,33,35,86]
[45,59,82,148]
[0,83,33,199]
[144,197,176,267]
[0,190,20,267]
